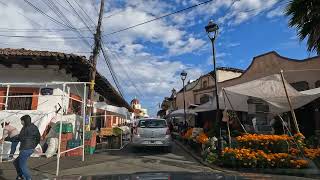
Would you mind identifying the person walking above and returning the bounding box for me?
[13,115,40,180]
[0,122,20,161]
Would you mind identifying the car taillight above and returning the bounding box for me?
[166,128,170,135]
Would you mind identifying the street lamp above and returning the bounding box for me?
[180,70,187,125]
[205,20,223,154]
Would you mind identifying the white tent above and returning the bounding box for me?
[93,102,129,117]
[166,109,197,118]
[193,74,320,113]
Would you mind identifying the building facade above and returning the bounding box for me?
[131,98,148,119]
[0,48,132,136]
[175,67,244,109]
[162,51,320,139]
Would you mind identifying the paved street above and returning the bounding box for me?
[0,141,317,180]
[0,141,216,180]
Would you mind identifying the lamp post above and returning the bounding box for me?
[180,70,187,125]
[205,20,223,155]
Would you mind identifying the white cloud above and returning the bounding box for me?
[266,6,284,18]
[225,42,241,47]
[216,0,279,25]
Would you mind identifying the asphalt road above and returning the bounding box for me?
[0,141,316,179]
[58,141,216,177]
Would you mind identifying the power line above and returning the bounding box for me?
[90,0,99,15]
[103,10,124,19]
[102,41,145,99]
[42,0,93,47]
[65,0,95,33]
[69,0,125,98]
[0,28,92,32]
[24,0,73,30]
[73,0,96,27]
[104,0,215,36]
[0,0,40,26]
[0,34,92,39]
[100,43,124,98]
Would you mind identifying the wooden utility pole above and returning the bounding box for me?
[280,70,300,133]
[87,0,104,128]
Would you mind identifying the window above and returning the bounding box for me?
[68,94,82,115]
[290,81,309,91]
[7,93,33,110]
[316,80,320,88]
[200,94,210,104]
[113,116,117,124]
[138,119,167,128]
[202,81,208,88]
[0,87,39,110]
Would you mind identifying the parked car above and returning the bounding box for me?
[131,118,172,152]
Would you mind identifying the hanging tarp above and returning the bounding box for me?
[166,109,197,118]
[193,74,320,113]
[93,102,128,117]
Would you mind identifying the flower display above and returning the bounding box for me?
[236,134,292,142]
[289,159,309,168]
[182,128,193,139]
[196,132,209,144]
[236,134,293,153]
[304,148,320,160]
[221,147,309,168]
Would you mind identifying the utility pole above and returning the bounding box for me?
[88,0,105,127]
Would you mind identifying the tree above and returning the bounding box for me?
[285,0,320,55]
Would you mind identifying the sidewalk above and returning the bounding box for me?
[0,154,123,180]
[173,139,320,179]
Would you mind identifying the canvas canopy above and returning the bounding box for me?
[93,102,128,117]
[193,74,320,113]
[166,109,197,118]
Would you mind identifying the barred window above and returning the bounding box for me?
[7,93,33,110]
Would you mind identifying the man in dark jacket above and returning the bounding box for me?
[13,115,40,180]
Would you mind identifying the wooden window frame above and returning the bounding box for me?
[0,87,39,110]
[68,93,82,114]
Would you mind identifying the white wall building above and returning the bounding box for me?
[0,48,132,137]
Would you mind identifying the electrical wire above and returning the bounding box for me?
[103,10,124,19]
[43,0,93,47]
[73,0,96,27]
[104,0,215,36]
[100,43,124,98]
[24,0,73,30]
[102,41,145,99]
[0,34,92,39]
[65,0,95,34]
[69,0,125,98]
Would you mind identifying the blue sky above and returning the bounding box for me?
[0,0,316,116]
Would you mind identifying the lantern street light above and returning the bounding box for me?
[205,20,223,155]
[180,70,187,125]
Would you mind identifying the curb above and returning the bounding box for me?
[173,140,237,174]
[174,139,320,179]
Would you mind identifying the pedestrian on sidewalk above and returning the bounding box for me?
[0,121,20,161]
[13,115,40,180]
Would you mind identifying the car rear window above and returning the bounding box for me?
[138,120,167,128]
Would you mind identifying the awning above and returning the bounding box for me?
[166,109,197,118]
[193,74,320,113]
[93,102,129,117]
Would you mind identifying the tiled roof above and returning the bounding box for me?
[216,67,244,73]
[0,48,67,57]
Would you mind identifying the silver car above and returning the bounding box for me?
[132,118,172,152]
